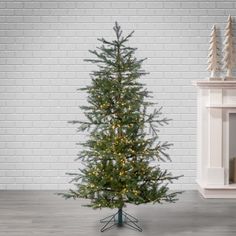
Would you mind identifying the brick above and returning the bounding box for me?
[164,2,181,8]
[5,170,24,177]
[5,16,23,23]
[0,163,16,170]
[24,170,41,177]
[15,177,33,184]
[0,2,6,9]
[93,2,111,9]
[40,16,58,23]
[59,16,77,23]
[216,2,234,8]
[77,2,94,9]
[58,2,77,9]
[181,2,199,9]
[23,184,39,190]
[14,9,33,16]
[40,2,58,9]
[24,2,41,9]
[6,2,23,9]
[199,2,216,9]
[146,2,163,8]
[6,184,24,190]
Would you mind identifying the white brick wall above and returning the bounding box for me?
[0,0,235,190]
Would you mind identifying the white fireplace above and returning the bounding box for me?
[194,81,236,198]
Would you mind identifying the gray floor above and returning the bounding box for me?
[0,191,236,236]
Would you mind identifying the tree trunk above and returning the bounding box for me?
[227,68,232,77]
[117,208,123,226]
[210,69,216,78]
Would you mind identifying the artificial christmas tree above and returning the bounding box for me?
[207,25,221,80]
[223,15,236,80]
[61,22,181,232]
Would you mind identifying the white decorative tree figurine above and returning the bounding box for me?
[207,25,221,80]
[223,15,236,79]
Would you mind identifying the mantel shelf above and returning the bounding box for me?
[206,104,236,108]
[203,184,236,190]
[193,80,236,88]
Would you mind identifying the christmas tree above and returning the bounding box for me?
[223,15,235,79]
[207,25,221,79]
[61,22,181,231]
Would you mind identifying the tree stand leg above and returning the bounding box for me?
[100,208,142,232]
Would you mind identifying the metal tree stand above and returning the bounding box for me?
[100,208,142,232]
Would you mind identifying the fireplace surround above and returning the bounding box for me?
[194,80,236,198]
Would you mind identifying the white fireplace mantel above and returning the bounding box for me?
[194,80,236,198]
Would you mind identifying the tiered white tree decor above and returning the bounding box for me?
[207,25,221,80]
[223,15,236,80]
